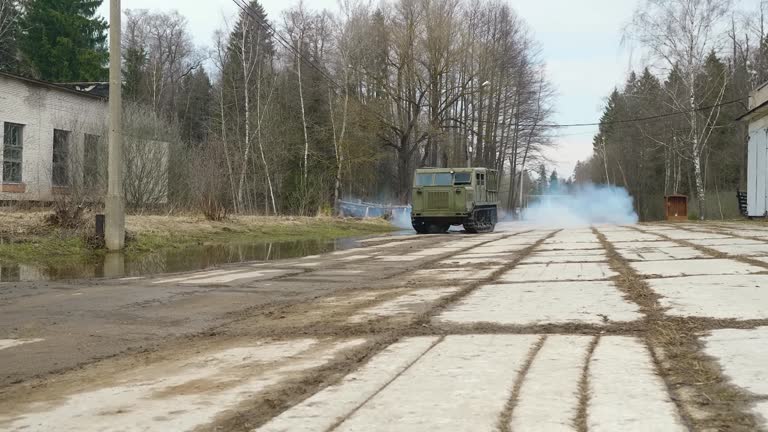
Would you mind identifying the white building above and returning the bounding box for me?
[0,71,108,201]
[1,72,169,205]
[742,82,768,218]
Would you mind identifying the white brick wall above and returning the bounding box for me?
[0,74,107,201]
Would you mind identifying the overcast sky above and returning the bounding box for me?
[97,0,758,178]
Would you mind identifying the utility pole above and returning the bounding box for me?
[105,0,124,250]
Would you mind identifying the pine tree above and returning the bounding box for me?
[536,164,548,195]
[178,67,212,145]
[549,170,559,193]
[122,45,146,102]
[18,0,108,82]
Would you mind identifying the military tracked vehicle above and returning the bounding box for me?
[411,167,499,234]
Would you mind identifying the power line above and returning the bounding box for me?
[229,0,748,131]
[231,0,401,128]
[544,98,746,128]
[230,0,346,96]
[474,97,747,129]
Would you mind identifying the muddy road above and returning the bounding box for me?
[2,222,768,431]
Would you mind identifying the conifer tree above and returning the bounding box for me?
[18,0,108,81]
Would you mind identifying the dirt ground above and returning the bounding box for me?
[2,222,768,431]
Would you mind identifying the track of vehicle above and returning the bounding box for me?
[462,206,498,233]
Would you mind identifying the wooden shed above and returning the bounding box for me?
[665,195,688,221]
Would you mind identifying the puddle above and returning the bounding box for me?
[0,238,362,282]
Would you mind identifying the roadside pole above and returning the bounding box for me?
[105,0,124,250]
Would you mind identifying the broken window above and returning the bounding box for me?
[3,123,23,183]
[52,129,70,187]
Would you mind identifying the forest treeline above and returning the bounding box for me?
[0,0,557,217]
[574,0,768,221]
[8,0,768,220]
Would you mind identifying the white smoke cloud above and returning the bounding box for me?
[390,206,413,229]
[522,183,639,227]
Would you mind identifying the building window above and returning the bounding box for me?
[2,123,23,183]
[84,134,103,189]
[52,129,70,187]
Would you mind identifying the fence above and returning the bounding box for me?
[337,200,410,220]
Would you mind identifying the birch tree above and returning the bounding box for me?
[284,4,313,189]
[628,0,732,219]
[224,2,277,213]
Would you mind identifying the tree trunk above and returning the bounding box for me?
[237,25,252,212]
[692,148,706,220]
[297,37,310,189]
[689,70,705,220]
[329,80,349,213]
[219,82,238,212]
[257,70,277,215]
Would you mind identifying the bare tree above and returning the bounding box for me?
[123,10,203,116]
[284,3,313,188]
[0,0,18,69]
[230,9,274,212]
[122,103,173,210]
[206,0,556,213]
[627,0,732,219]
[212,30,239,211]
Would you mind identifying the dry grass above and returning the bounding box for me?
[1,209,393,236]
[0,209,50,236]
[124,215,389,235]
[497,335,547,432]
[574,336,600,432]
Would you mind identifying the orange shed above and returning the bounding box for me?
[665,195,688,221]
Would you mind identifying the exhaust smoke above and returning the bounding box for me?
[522,183,639,227]
[389,206,413,229]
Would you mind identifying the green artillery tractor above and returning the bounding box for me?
[411,167,499,234]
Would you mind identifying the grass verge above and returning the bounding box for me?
[0,211,397,268]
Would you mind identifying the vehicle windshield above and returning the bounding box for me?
[415,173,433,186]
[454,172,471,185]
[434,173,453,186]
[416,172,464,186]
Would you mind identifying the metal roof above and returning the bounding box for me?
[737,98,768,122]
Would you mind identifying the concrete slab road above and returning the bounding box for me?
[2,222,768,431]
